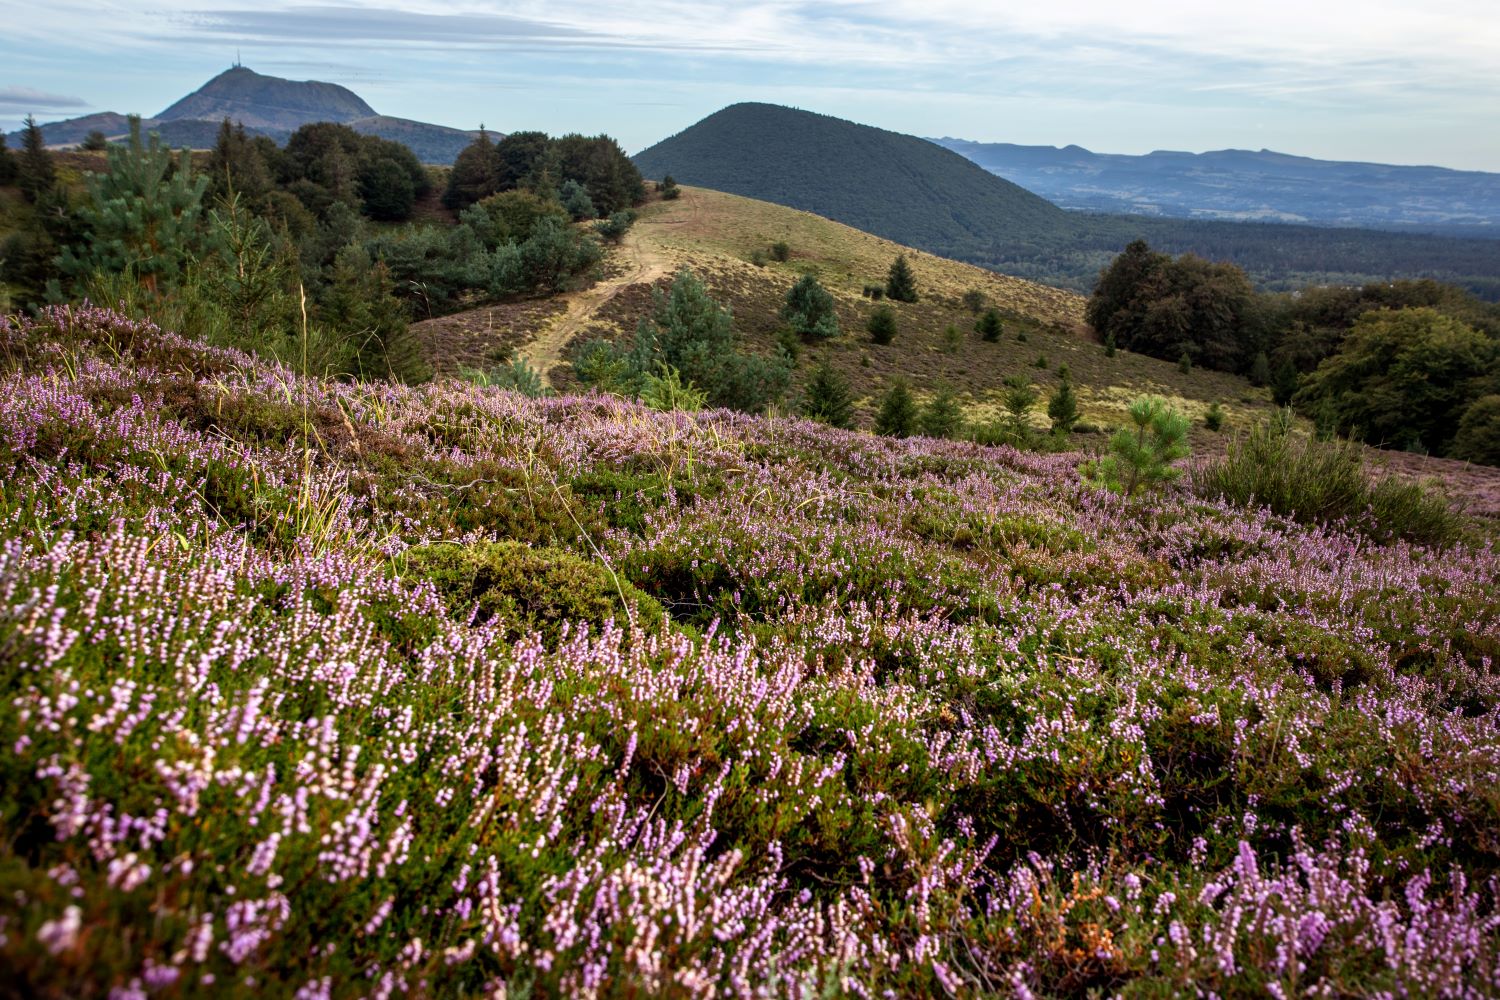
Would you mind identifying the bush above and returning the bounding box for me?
[1205,402,1225,432]
[1178,351,1193,374]
[594,209,637,243]
[874,379,918,437]
[404,540,664,643]
[659,174,681,200]
[1095,396,1190,496]
[81,130,109,152]
[962,289,986,313]
[1451,395,1500,466]
[560,179,597,221]
[1034,354,1048,369]
[769,241,790,262]
[639,364,706,412]
[861,283,885,300]
[867,305,898,345]
[1190,410,1462,546]
[942,324,962,354]
[461,354,549,398]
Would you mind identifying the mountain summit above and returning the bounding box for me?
[632,103,1071,259]
[155,65,376,131]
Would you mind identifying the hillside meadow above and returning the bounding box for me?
[1,304,1498,996]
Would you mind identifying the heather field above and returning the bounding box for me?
[4,305,1500,998]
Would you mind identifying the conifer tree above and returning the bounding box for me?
[57,116,210,297]
[1249,350,1272,387]
[885,254,918,303]
[1047,378,1079,435]
[782,274,840,339]
[559,179,596,221]
[976,308,1003,342]
[1097,396,1190,496]
[801,360,855,429]
[444,129,500,210]
[919,385,964,439]
[0,131,16,186]
[18,115,55,203]
[1002,374,1039,442]
[874,378,918,437]
[866,305,897,345]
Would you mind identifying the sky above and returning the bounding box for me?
[2,1,1498,171]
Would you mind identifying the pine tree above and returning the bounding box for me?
[1178,351,1193,374]
[975,308,1003,342]
[444,130,500,210]
[1047,378,1079,435]
[1104,332,1117,358]
[0,131,16,186]
[208,119,272,204]
[1002,374,1039,441]
[919,386,964,439]
[885,254,918,303]
[801,360,855,429]
[866,305,897,345]
[559,179,596,221]
[1097,396,1190,496]
[1248,350,1272,387]
[1271,358,1299,406]
[874,379,919,437]
[18,115,55,203]
[57,116,210,297]
[782,274,840,339]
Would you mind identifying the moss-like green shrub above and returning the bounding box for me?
[404,540,665,642]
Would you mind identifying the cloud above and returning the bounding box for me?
[0,86,89,112]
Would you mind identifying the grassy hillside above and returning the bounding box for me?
[633,104,1500,298]
[521,185,1280,447]
[2,305,1498,995]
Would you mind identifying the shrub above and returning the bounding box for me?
[81,130,109,151]
[460,354,550,398]
[404,540,664,643]
[1104,332,1117,357]
[802,360,856,429]
[782,274,840,339]
[1096,396,1190,496]
[861,284,885,300]
[1451,395,1500,466]
[1034,354,1048,369]
[1178,351,1193,374]
[942,324,962,354]
[874,379,918,437]
[962,288,986,313]
[659,174,681,200]
[639,364,707,412]
[769,241,790,262]
[1205,402,1225,432]
[976,308,1003,342]
[1190,410,1462,546]
[560,178,597,221]
[867,305,898,345]
[594,209,637,243]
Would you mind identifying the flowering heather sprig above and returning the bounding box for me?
[0,307,1497,996]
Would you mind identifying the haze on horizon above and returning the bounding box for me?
[2,0,1497,172]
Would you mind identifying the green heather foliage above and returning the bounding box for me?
[801,360,856,429]
[918,385,964,439]
[57,117,212,298]
[885,254,918,303]
[781,274,840,339]
[1047,378,1080,435]
[975,307,1003,342]
[1295,307,1496,456]
[866,305,898,345]
[404,540,664,643]
[1097,395,1191,496]
[1451,395,1500,467]
[1,309,1498,997]
[874,378,919,437]
[1192,411,1461,546]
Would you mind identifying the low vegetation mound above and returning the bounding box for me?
[1,306,1498,996]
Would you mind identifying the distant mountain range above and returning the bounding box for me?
[932,139,1500,236]
[633,103,1500,298]
[6,66,488,164]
